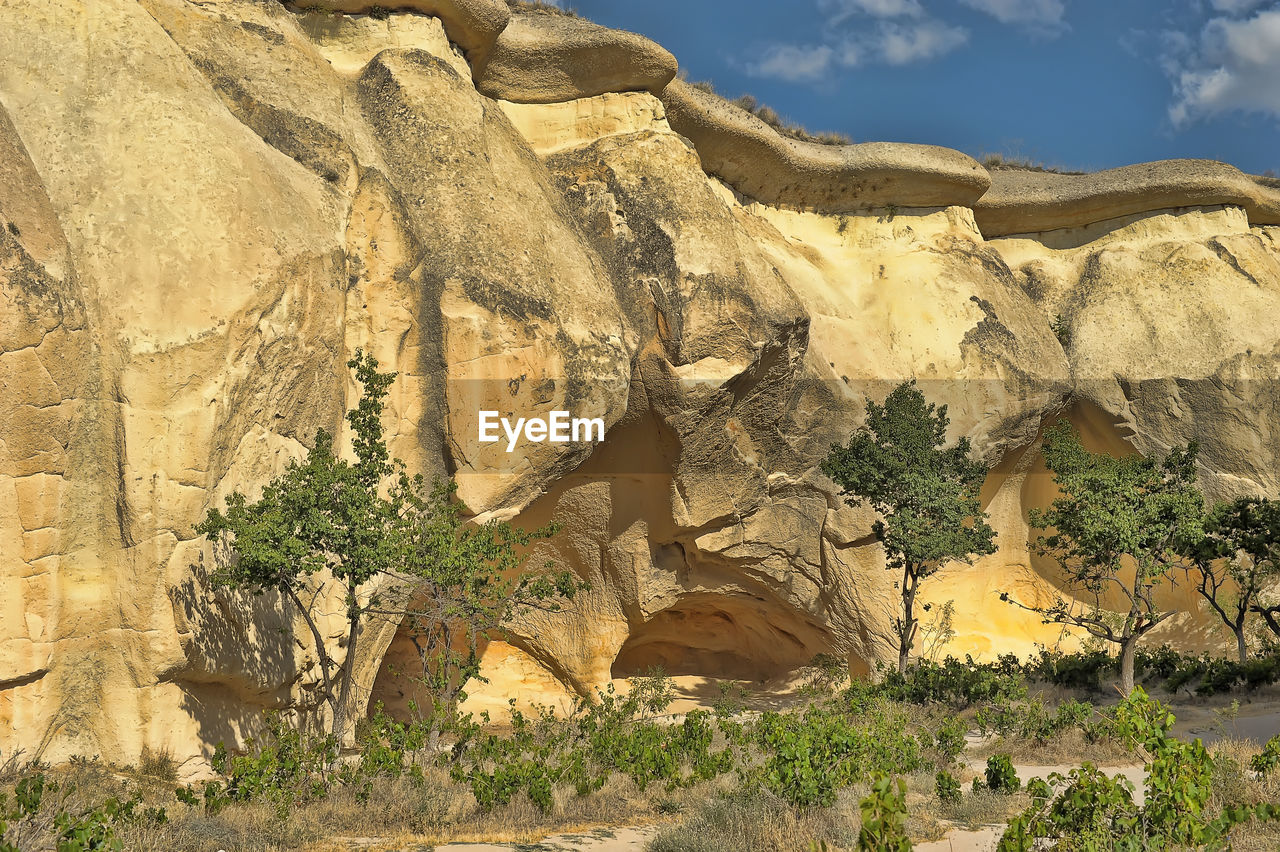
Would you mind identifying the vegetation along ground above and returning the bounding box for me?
[6,370,1280,851]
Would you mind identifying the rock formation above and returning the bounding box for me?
[975,160,1280,236]
[476,12,677,103]
[660,78,991,211]
[1,0,1278,774]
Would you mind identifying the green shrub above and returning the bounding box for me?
[985,755,1020,794]
[870,655,1026,707]
[998,689,1280,850]
[857,774,911,851]
[935,770,961,805]
[452,675,740,812]
[1250,734,1280,776]
[756,704,923,807]
[923,714,967,766]
[1023,647,1114,691]
[1,773,166,852]
[711,681,749,718]
[977,696,1096,744]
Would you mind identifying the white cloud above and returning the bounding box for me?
[1167,7,1280,125]
[819,0,924,21]
[875,20,969,64]
[747,44,836,82]
[745,0,970,82]
[958,0,1067,32]
[1209,0,1271,13]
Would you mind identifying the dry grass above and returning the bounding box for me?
[968,728,1137,766]
[647,771,1008,852]
[681,76,852,146]
[3,760,734,852]
[648,785,863,852]
[506,0,578,16]
[980,153,1086,175]
[137,745,178,782]
[932,787,1028,832]
[1208,738,1280,851]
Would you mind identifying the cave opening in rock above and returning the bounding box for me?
[610,593,830,682]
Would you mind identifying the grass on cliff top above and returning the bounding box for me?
[979,152,1088,175]
[681,74,853,146]
[507,0,579,16]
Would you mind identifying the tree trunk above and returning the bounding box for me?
[285,584,337,727]
[1258,607,1280,640]
[898,566,917,675]
[1235,626,1249,664]
[1118,636,1138,695]
[332,606,360,741]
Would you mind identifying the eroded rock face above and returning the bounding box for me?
[286,0,510,67]
[2,0,1279,771]
[660,79,991,213]
[975,160,1280,237]
[476,13,677,104]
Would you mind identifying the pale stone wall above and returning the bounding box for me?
[1,0,1277,773]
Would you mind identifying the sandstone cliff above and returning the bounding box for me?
[2,0,1278,772]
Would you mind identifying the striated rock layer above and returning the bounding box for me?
[1,0,1278,772]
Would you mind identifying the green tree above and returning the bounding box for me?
[196,350,400,739]
[1004,421,1204,695]
[1183,498,1280,662]
[197,352,579,742]
[821,381,996,674]
[375,478,577,745]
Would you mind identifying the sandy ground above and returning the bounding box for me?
[434,825,660,851]
[1172,701,1280,746]
[429,824,1010,851]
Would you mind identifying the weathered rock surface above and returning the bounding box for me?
[975,159,1280,236]
[286,0,509,66]
[660,79,991,212]
[476,13,677,104]
[2,0,1279,772]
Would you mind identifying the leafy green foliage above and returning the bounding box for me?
[857,774,912,851]
[822,381,995,672]
[755,703,924,807]
[450,675,736,812]
[1049,313,1071,346]
[1183,497,1280,661]
[175,707,439,818]
[180,712,339,818]
[1,773,165,852]
[998,688,1280,850]
[447,671,937,813]
[1005,422,1205,693]
[1250,734,1280,776]
[935,770,961,805]
[871,655,1026,707]
[1023,646,1115,691]
[196,351,402,736]
[985,755,1020,793]
[977,697,1096,745]
[1025,644,1280,696]
[198,352,576,739]
[381,476,575,739]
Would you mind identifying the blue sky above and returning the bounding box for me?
[563,0,1280,175]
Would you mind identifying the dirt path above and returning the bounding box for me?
[428,823,1012,851]
[428,824,1016,852]
[434,825,660,851]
